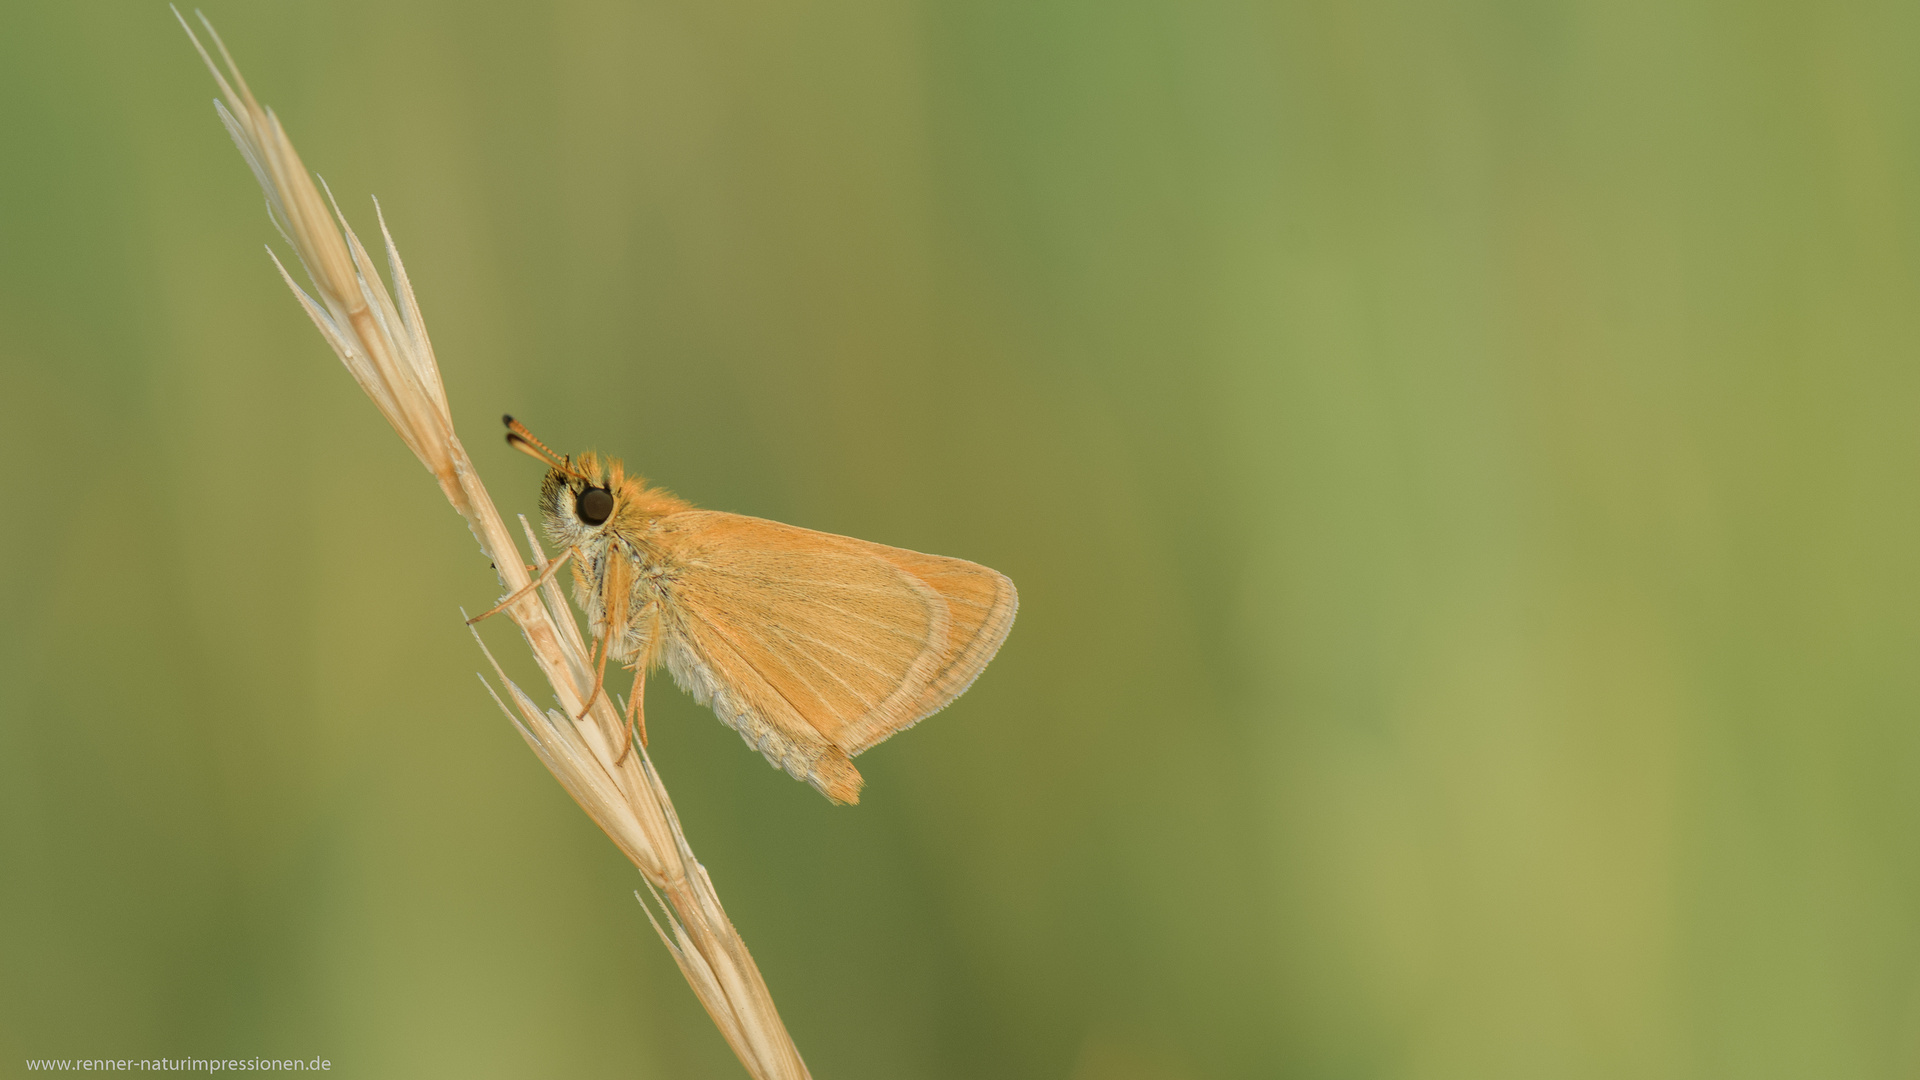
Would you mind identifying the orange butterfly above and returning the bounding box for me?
[479,417,1017,804]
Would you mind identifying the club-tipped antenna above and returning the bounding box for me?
[503,415,575,474]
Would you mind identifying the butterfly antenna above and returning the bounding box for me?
[503,415,577,475]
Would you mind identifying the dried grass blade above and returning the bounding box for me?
[181,14,811,1079]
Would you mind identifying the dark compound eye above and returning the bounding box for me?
[576,486,614,526]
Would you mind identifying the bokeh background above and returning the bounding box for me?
[5,0,1920,1076]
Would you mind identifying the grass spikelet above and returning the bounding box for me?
[175,10,812,1077]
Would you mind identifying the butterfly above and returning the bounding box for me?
[476,417,1017,803]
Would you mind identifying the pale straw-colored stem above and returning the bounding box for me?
[176,11,810,1078]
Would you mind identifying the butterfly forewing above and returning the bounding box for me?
[655,511,1016,771]
[839,546,1018,752]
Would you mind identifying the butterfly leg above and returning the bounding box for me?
[577,629,612,721]
[614,668,648,765]
[576,550,633,722]
[466,547,576,625]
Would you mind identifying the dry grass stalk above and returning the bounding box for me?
[176,11,811,1078]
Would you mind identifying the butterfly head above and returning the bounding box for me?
[503,416,687,549]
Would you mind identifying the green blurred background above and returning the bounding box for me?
[4,0,1919,1076]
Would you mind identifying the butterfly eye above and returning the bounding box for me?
[576,486,614,526]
